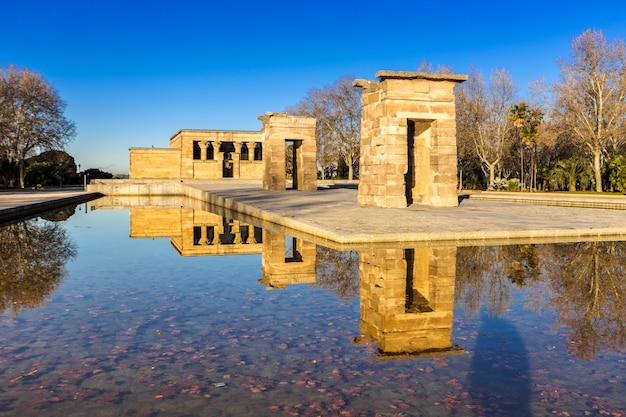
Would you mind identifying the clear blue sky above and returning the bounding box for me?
[2,0,625,174]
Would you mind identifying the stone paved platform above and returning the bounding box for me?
[182,183,626,247]
[3,184,626,247]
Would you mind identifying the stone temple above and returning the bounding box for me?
[111,70,467,209]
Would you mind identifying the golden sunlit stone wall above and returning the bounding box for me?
[353,71,467,208]
[359,247,457,354]
[258,112,317,191]
[129,130,263,180]
[172,130,263,180]
[129,148,181,179]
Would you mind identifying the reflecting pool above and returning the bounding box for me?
[0,202,624,417]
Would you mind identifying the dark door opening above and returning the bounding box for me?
[404,248,433,313]
[285,140,300,190]
[220,142,235,178]
[405,121,415,206]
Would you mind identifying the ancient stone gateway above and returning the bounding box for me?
[353,71,467,208]
[258,112,317,191]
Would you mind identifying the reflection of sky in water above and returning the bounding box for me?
[0,207,624,417]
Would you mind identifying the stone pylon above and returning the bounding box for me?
[258,112,317,191]
[353,71,467,208]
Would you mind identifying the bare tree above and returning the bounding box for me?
[455,244,541,318]
[456,66,518,188]
[287,74,360,180]
[0,65,76,188]
[540,241,626,359]
[416,59,453,74]
[551,29,626,192]
[314,246,359,300]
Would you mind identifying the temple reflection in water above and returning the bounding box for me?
[358,247,458,356]
[102,197,460,357]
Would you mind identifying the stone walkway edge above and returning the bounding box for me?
[0,190,103,225]
[3,185,626,248]
[180,184,626,247]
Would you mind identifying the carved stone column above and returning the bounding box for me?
[199,141,210,160]
[233,142,241,178]
[214,141,223,177]
[199,225,209,245]
[229,220,240,244]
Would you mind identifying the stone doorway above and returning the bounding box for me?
[353,71,467,208]
[285,140,304,190]
[258,112,317,191]
[405,120,434,206]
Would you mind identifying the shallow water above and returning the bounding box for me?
[0,203,624,416]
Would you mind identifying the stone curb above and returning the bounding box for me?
[469,192,626,210]
[0,193,104,224]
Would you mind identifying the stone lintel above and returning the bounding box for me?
[375,70,468,83]
[353,79,373,88]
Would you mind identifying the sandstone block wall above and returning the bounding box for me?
[258,112,317,191]
[354,71,467,208]
[87,179,183,195]
[171,130,263,180]
[130,148,181,179]
[129,130,263,180]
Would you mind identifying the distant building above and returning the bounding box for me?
[129,129,263,180]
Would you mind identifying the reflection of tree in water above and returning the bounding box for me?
[314,247,359,300]
[457,242,626,360]
[40,206,76,222]
[542,241,626,360]
[456,244,541,318]
[0,219,77,315]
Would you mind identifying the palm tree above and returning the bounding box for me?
[509,103,543,191]
[509,104,528,190]
[550,156,594,191]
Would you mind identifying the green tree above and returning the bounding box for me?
[24,161,62,187]
[551,29,626,192]
[550,156,594,191]
[24,150,78,187]
[0,65,76,188]
[607,153,626,192]
[28,150,77,182]
[84,168,113,180]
